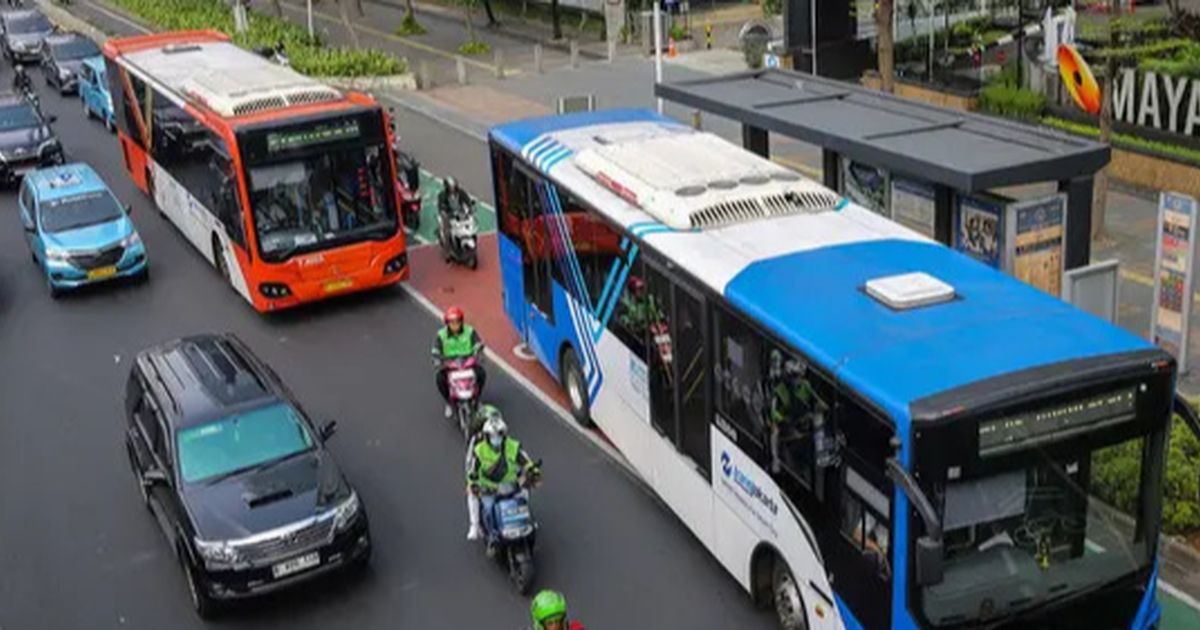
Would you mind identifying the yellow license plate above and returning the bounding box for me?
[323,279,353,293]
[87,266,118,280]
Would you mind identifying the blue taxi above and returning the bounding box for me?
[19,163,147,297]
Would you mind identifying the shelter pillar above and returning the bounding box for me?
[742,124,769,158]
[1059,176,1093,270]
[934,185,954,246]
[822,149,840,192]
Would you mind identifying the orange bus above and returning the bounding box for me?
[103,30,409,312]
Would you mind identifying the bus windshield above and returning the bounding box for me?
[247,142,395,262]
[918,435,1152,626]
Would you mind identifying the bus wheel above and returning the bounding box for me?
[559,348,594,428]
[773,559,809,630]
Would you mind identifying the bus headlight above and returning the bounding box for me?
[384,253,407,275]
[259,283,291,298]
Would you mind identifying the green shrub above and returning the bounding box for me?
[111,0,405,77]
[762,0,782,17]
[979,83,1046,121]
[1042,117,1200,165]
[395,12,427,37]
[458,40,490,56]
[669,23,688,42]
[1093,416,1200,535]
[1139,41,1200,79]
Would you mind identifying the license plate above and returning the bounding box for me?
[323,279,353,293]
[271,551,320,579]
[87,265,118,280]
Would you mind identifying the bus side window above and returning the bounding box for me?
[117,69,148,148]
[713,306,766,450]
[840,465,892,579]
[493,147,521,240]
[762,343,833,489]
[605,257,649,360]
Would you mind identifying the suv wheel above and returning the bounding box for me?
[181,551,217,619]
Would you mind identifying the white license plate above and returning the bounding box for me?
[271,551,320,579]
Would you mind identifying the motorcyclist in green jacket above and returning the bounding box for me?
[465,405,539,541]
[530,589,585,630]
[431,305,486,419]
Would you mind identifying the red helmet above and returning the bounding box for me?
[444,306,464,325]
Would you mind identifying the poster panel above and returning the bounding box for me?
[954,192,1005,268]
[890,176,936,238]
[1152,191,1199,373]
[841,157,890,217]
[1008,194,1066,296]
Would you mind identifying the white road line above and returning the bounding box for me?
[1160,577,1200,613]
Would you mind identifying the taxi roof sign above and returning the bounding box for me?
[48,171,83,189]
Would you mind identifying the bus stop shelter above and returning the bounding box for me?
[655,69,1109,272]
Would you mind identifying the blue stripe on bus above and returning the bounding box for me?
[1130,561,1161,630]
[835,197,849,211]
[834,594,866,630]
[595,256,624,324]
[542,146,574,171]
[599,244,639,335]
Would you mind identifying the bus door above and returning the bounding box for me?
[522,179,557,368]
[644,258,714,542]
[495,147,529,338]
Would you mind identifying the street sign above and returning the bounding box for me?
[1062,259,1119,324]
[1152,191,1199,373]
[1007,194,1066,297]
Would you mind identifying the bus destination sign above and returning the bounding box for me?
[267,119,361,153]
[978,386,1137,455]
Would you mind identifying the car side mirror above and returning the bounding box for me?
[124,203,132,215]
[320,420,338,441]
[914,535,944,586]
[46,114,57,124]
[142,468,169,487]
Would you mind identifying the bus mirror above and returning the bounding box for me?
[915,535,944,586]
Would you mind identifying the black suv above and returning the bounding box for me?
[0,92,60,183]
[39,32,100,95]
[124,333,371,618]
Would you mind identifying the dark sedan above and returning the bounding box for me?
[0,9,54,64]
[124,334,372,618]
[40,32,100,94]
[0,92,61,183]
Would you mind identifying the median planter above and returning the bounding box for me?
[319,73,418,93]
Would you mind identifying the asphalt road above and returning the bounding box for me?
[0,71,774,629]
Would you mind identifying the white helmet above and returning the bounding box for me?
[482,413,507,448]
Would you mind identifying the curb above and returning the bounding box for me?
[35,0,109,43]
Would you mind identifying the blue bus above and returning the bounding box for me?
[488,108,1174,630]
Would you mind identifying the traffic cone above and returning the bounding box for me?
[668,36,677,58]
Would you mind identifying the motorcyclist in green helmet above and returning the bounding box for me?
[530,589,585,630]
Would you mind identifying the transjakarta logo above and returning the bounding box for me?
[720,452,778,516]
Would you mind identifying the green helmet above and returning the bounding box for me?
[530,590,568,628]
[475,404,503,425]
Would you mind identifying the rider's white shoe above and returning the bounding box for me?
[467,524,483,541]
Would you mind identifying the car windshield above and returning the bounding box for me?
[40,191,123,233]
[50,39,99,60]
[0,103,39,130]
[919,436,1151,626]
[176,403,314,484]
[8,14,51,34]
[247,143,395,262]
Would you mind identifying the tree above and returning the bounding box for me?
[550,0,562,40]
[878,0,895,92]
[398,0,426,36]
[269,0,283,17]
[1092,0,1120,242]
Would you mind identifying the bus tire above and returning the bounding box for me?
[559,347,594,428]
[772,558,809,630]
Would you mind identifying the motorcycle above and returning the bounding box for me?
[443,355,483,439]
[479,469,541,595]
[387,109,422,231]
[438,191,479,270]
